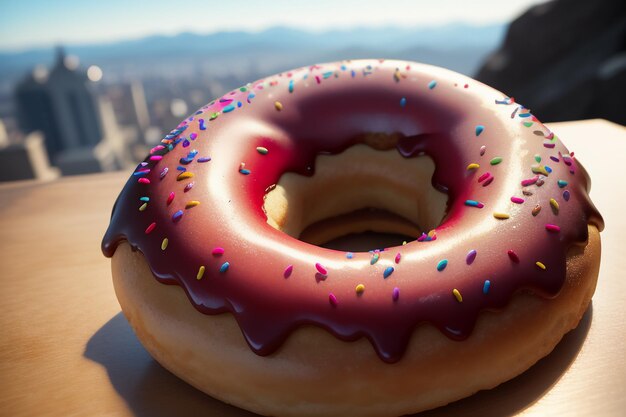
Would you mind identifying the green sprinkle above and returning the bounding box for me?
[534,154,542,163]
[490,157,503,165]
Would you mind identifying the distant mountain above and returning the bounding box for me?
[0,23,505,84]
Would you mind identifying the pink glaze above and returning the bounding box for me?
[103,60,603,363]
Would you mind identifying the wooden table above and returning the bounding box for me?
[1,119,624,417]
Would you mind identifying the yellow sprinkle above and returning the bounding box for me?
[402,241,407,245]
[452,288,463,303]
[550,198,559,213]
[355,284,365,295]
[185,200,200,209]
[493,212,510,220]
[139,202,148,211]
[466,163,480,170]
[531,165,549,176]
[197,265,205,280]
[536,261,546,270]
[177,172,194,181]
[274,101,283,111]
[161,238,169,251]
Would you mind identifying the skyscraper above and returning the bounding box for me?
[14,47,103,160]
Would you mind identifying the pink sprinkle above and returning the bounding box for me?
[329,293,338,306]
[138,178,150,184]
[212,247,224,256]
[507,249,520,263]
[166,192,175,205]
[315,262,328,276]
[284,265,293,278]
[545,224,561,233]
[395,253,401,264]
[480,145,486,156]
[521,176,539,187]
[392,287,400,301]
[145,222,156,234]
[478,172,491,183]
[315,75,321,84]
[510,196,525,204]
[150,155,163,161]
[150,145,165,154]
[482,176,494,187]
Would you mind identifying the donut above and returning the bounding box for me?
[102,60,604,416]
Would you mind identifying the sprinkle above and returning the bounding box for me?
[212,247,224,256]
[198,157,211,163]
[532,204,542,216]
[329,293,338,307]
[196,266,205,280]
[139,202,148,211]
[185,200,200,209]
[534,154,542,163]
[346,252,354,259]
[284,264,293,278]
[184,182,194,192]
[536,261,546,270]
[383,267,394,278]
[400,97,407,107]
[160,167,168,179]
[452,289,463,303]
[493,212,510,219]
[239,168,251,175]
[550,198,560,214]
[288,79,294,93]
[392,287,400,301]
[370,253,379,265]
[478,172,491,183]
[482,176,494,186]
[356,284,365,295]
[172,210,184,222]
[465,199,485,208]
[145,222,156,234]
[219,262,230,273]
[479,145,486,156]
[490,157,503,165]
[532,165,550,176]
[138,178,150,184]
[274,101,283,111]
[150,155,163,161]
[507,249,520,263]
[563,190,571,201]
[475,125,485,136]
[558,180,568,188]
[466,249,477,265]
[483,280,491,294]
[315,262,328,276]
[521,176,539,186]
[166,192,175,205]
[222,104,235,113]
[466,163,480,170]
[545,224,561,233]
[428,80,437,89]
[256,146,269,155]
[395,253,401,264]
[161,238,168,250]
[177,172,194,181]
[436,259,448,271]
[511,196,524,204]
[522,189,533,196]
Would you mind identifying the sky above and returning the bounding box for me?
[0,0,546,51]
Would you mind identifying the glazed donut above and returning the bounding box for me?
[102,60,603,416]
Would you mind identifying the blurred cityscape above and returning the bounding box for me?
[0,0,624,182]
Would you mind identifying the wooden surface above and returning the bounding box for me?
[0,119,624,417]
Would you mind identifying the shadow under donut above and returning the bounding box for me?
[84,305,593,417]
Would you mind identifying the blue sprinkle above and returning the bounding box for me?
[237,101,242,108]
[428,80,437,89]
[340,65,347,71]
[400,97,407,107]
[288,79,294,93]
[176,166,186,171]
[220,262,230,273]
[189,149,198,157]
[383,267,394,279]
[239,169,251,175]
[179,157,193,165]
[182,139,190,148]
[483,280,491,294]
[199,119,206,130]
[248,92,256,99]
[222,104,235,113]
[132,170,148,176]
[518,112,531,118]
[346,252,354,259]
[558,180,568,188]
[563,190,571,201]
[351,70,356,78]
[172,210,183,222]
[475,125,485,136]
[139,196,150,202]
[323,71,333,79]
[545,165,553,173]
[436,259,448,271]
[198,157,211,163]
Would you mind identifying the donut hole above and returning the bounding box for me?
[263,144,448,251]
